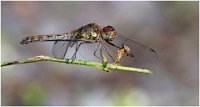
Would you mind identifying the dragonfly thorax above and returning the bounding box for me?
[102,25,117,41]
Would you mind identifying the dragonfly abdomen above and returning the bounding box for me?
[20,33,73,44]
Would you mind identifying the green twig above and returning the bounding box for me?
[1,55,152,74]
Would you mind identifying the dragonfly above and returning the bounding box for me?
[20,23,158,68]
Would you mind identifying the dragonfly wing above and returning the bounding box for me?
[72,41,117,63]
[52,41,73,59]
[110,35,158,68]
[75,42,102,61]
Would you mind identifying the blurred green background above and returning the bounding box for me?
[1,1,198,106]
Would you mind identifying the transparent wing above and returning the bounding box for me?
[74,41,118,63]
[75,42,105,61]
[51,39,112,62]
[52,41,73,59]
[109,35,158,69]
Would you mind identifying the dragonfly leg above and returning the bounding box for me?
[105,41,120,49]
[102,44,116,63]
[93,43,102,60]
[71,40,95,61]
[71,42,79,60]
[99,43,104,61]
[93,43,104,62]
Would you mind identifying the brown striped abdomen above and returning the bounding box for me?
[20,34,71,44]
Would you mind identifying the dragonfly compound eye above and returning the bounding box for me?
[102,26,117,41]
[103,25,115,32]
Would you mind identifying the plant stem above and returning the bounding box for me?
[1,55,152,74]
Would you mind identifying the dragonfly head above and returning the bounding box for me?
[102,25,117,41]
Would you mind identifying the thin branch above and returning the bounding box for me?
[1,55,152,74]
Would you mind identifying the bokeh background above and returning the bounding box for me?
[1,1,198,106]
